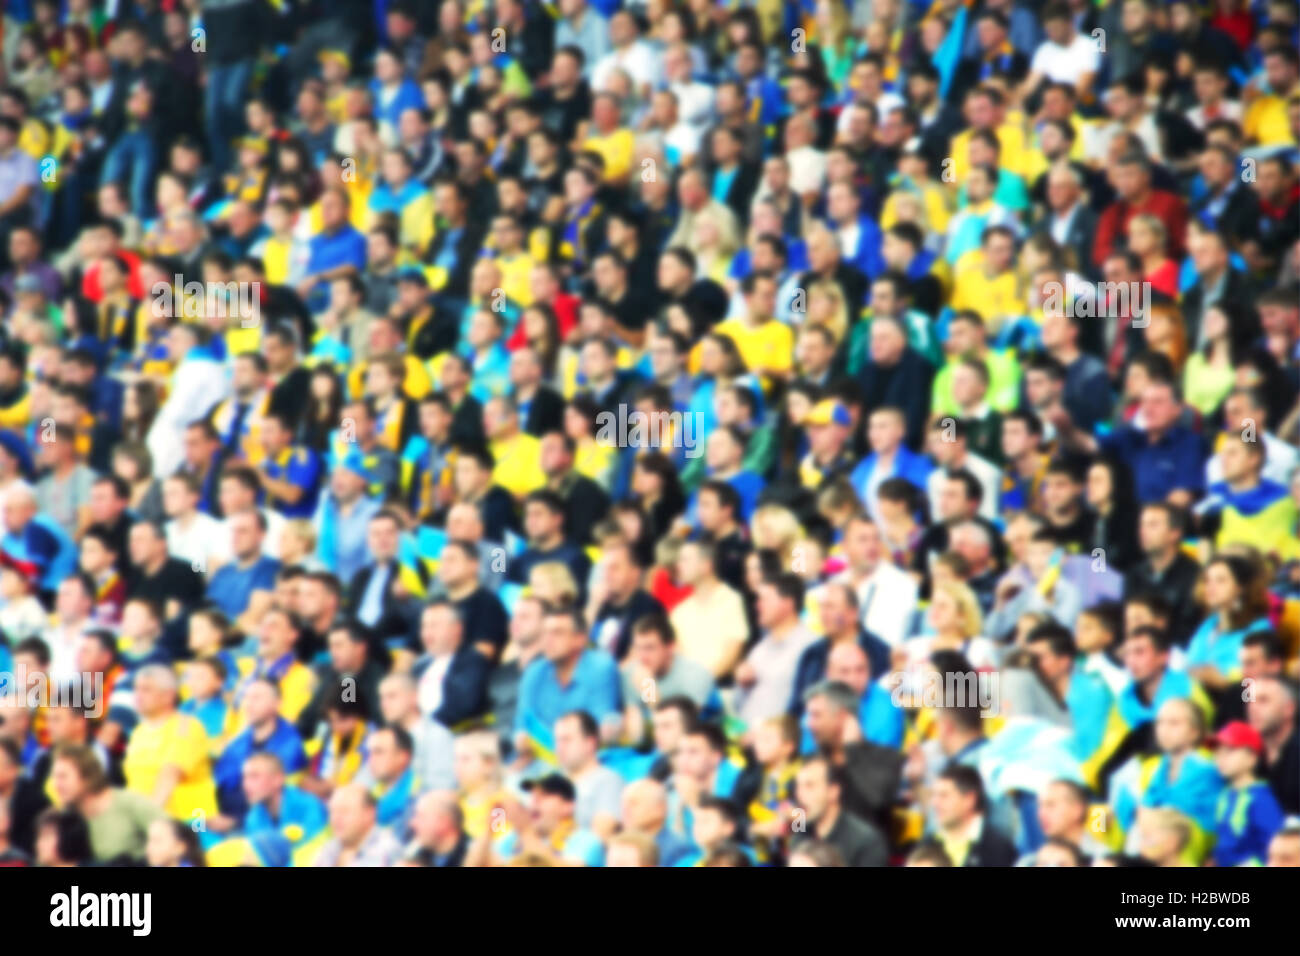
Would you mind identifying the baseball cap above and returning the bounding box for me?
[805,399,851,428]
[337,449,375,485]
[1213,721,1264,756]
[521,773,577,802]
[318,49,352,71]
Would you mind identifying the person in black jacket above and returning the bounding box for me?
[539,432,609,548]
[512,347,566,438]
[791,755,889,867]
[412,601,492,729]
[922,764,1018,867]
[804,681,903,835]
[1123,502,1203,647]
[855,314,934,451]
[425,180,487,301]
[0,738,47,857]
[345,510,424,651]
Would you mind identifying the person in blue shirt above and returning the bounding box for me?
[849,406,933,522]
[1212,721,1286,867]
[214,677,307,819]
[1117,698,1223,854]
[256,412,323,519]
[1185,555,1272,694]
[491,774,606,866]
[1053,379,1206,505]
[239,750,327,854]
[514,606,622,761]
[206,510,282,620]
[301,188,368,311]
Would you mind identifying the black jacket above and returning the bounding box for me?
[521,386,566,438]
[413,646,492,728]
[837,740,904,835]
[920,817,1018,867]
[346,559,423,651]
[1124,552,1203,647]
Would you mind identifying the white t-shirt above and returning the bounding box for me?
[1030,34,1100,86]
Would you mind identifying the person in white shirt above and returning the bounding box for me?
[832,513,918,647]
[216,466,286,560]
[663,42,715,130]
[783,113,827,199]
[146,323,229,478]
[1024,3,1100,99]
[926,419,1001,522]
[42,574,96,684]
[734,573,819,726]
[1205,387,1299,488]
[162,472,230,574]
[591,10,660,97]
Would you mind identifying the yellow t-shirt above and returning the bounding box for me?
[583,128,636,183]
[950,259,1025,333]
[123,712,218,820]
[491,432,546,500]
[1244,93,1296,146]
[709,317,794,388]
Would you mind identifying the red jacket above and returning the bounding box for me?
[1092,189,1188,269]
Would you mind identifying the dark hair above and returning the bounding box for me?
[936,764,987,814]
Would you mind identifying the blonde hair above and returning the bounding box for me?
[453,731,502,784]
[751,503,803,554]
[527,561,579,608]
[806,279,849,344]
[933,579,984,637]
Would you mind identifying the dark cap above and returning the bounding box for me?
[521,773,576,802]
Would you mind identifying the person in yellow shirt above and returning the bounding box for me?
[318,49,352,124]
[950,225,1026,338]
[485,213,537,307]
[122,665,219,821]
[583,92,636,184]
[1244,47,1300,146]
[948,85,1031,183]
[236,607,318,727]
[710,272,793,396]
[485,394,546,500]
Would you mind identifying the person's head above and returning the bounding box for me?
[928,579,983,638]
[651,697,697,759]
[1037,779,1091,841]
[866,407,906,455]
[1267,825,1300,867]
[419,601,465,658]
[133,664,180,719]
[1154,696,1204,755]
[803,680,859,751]
[34,808,93,867]
[540,606,587,664]
[756,572,804,631]
[931,764,987,830]
[327,783,378,847]
[366,724,414,786]
[1248,675,1299,742]
[1139,807,1192,865]
[49,743,109,807]
[256,606,301,662]
[675,540,717,588]
[1122,625,1171,684]
[1201,554,1268,629]
[620,778,669,834]
[1241,630,1285,684]
[675,722,726,783]
[553,710,600,774]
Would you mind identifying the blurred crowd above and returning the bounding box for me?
[0,0,1297,869]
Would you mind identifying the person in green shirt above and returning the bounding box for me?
[931,310,1022,418]
[49,742,166,864]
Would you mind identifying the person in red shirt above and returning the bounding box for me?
[1092,152,1188,267]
